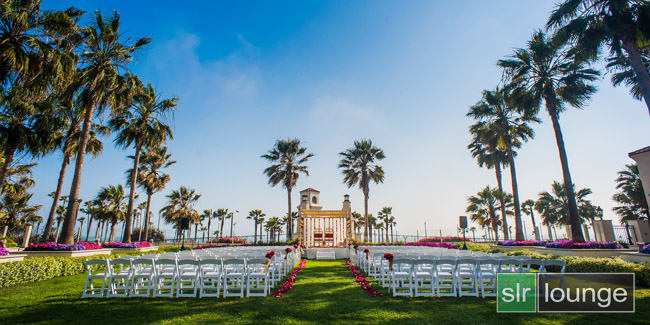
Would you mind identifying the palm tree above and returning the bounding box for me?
[44,98,107,238]
[367,214,376,242]
[498,30,599,242]
[535,181,597,228]
[265,217,283,243]
[521,199,540,240]
[606,47,650,101]
[214,208,228,240]
[548,0,650,114]
[467,87,538,241]
[0,0,81,92]
[201,209,215,242]
[0,191,41,235]
[79,200,95,241]
[247,209,265,244]
[111,82,177,243]
[59,11,152,244]
[261,138,313,240]
[378,207,392,242]
[95,184,126,242]
[132,146,175,241]
[338,139,386,242]
[613,164,650,223]
[388,216,396,243]
[159,186,201,238]
[468,132,510,239]
[466,186,511,241]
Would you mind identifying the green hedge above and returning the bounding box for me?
[0,248,172,288]
[0,237,18,248]
[503,249,650,286]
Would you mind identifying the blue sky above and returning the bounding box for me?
[31,1,650,240]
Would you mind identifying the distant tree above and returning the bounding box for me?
[612,164,650,223]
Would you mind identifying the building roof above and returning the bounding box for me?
[300,187,320,193]
[629,146,650,158]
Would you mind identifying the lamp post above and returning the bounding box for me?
[230,210,239,243]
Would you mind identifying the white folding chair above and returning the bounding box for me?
[412,259,436,297]
[477,258,499,297]
[539,259,566,273]
[176,259,200,297]
[390,258,413,297]
[246,258,270,297]
[222,259,246,298]
[520,258,543,273]
[153,258,178,298]
[106,258,133,298]
[456,258,478,297]
[131,258,156,297]
[82,259,110,298]
[199,257,222,298]
[435,258,457,297]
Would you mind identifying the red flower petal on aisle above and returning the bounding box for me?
[271,260,307,297]
[345,260,382,297]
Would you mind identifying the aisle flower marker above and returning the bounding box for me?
[272,260,307,297]
[345,260,382,297]
[383,253,394,270]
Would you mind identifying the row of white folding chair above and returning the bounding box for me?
[83,257,272,298]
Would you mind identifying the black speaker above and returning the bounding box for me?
[459,216,468,229]
[180,217,190,230]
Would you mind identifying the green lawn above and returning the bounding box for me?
[1,260,648,324]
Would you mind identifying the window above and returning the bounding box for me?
[312,196,318,204]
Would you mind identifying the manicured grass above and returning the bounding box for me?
[1,260,648,324]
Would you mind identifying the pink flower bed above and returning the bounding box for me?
[405,242,455,249]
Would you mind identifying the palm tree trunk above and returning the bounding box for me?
[363,188,369,242]
[621,38,650,116]
[0,146,16,191]
[59,99,97,244]
[143,192,153,241]
[545,100,585,242]
[109,221,117,242]
[103,220,110,242]
[44,155,69,237]
[529,209,539,240]
[96,221,103,242]
[287,187,293,239]
[506,145,524,241]
[123,144,141,243]
[494,164,509,240]
[220,218,225,240]
[207,218,212,243]
[253,220,257,245]
[85,216,93,241]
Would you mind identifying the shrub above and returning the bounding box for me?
[0,247,8,256]
[418,236,470,243]
[405,242,455,249]
[210,237,248,244]
[0,237,18,248]
[102,241,151,249]
[499,240,546,246]
[25,241,103,251]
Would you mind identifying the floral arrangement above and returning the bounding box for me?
[545,240,623,249]
[0,247,8,256]
[383,253,394,261]
[102,241,151,249]
[266,250,276,259]
[354,244,359,249]
[639,244,650,255]
[345,260,382,297]
[272,260,307,297]
[363,248,369,253]
[300,244,305,248]
[499,240,546,247]
[209,237,248,244]
[285,247,292,253]
[293,244,298,249]
[418,236,471,243]
[25,241,103,251]
[405,242,455,249]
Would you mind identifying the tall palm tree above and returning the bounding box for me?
[59,11,152,244]
[338,139,386,242]
[160,186,201,237]
[201,209,215,242]
[214,208,229,240]
[498,30,598,242]
[366,214,376,242]
[378,207,393,242]
[605,47,650,101]
[468,133,510,239]
[467,87,538,241]
[44,98,107,238]
[466,186,512,241]
[262,138,313,240]
[521,199,540,240]
[351,211,363,234]
[247,209,265,244]
[0,191,41,235]
[132,146,175,241]
[79,200,95,241]
[548,0,650,114]
[613,164,650,223]
[388,216,396,243]
[111,82,177,243]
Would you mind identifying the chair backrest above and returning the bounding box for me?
[391,258,413,271]
[156,258,178,267]
[177,259,201,266]
[542,259,566,273]
[132,257,155,266]
[86,258,109,267]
